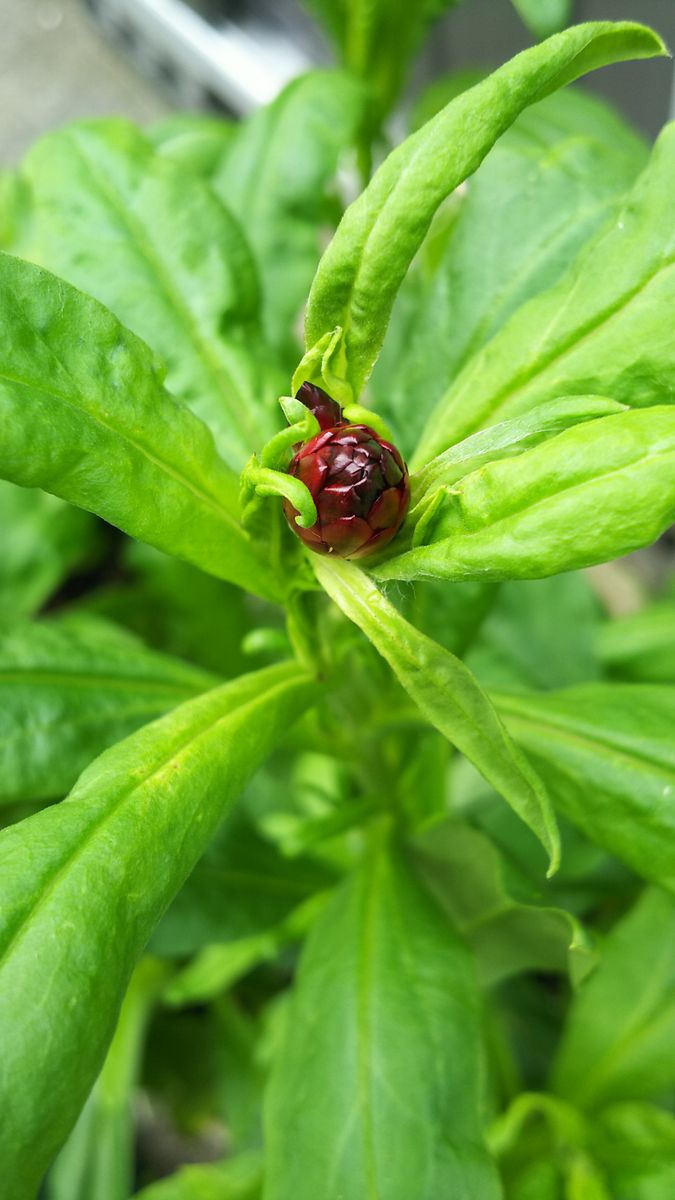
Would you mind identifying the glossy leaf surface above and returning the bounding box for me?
[377,407,675,584]
[0,662,316,1198]
[0,253,281,602]
[416,122,675,463]
[305,22,664,400]
[372,88,646,457]
[264,841,500,1199]
[20,120,276,468]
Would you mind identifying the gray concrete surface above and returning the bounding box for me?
[0,0,170,165]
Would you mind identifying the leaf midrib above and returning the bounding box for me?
[496,700,675,779]
[425,250,675,463]
[0,674,303,972]
[0,366,243,537]
[428,444,675,548]
[65,134,262,455]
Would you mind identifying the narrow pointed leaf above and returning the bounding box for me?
[304,21,665,398]
[0,253,281,602]
[19,120,277,468]
[376,407,675,584]
[372,89,646,457]
[264,841,501,1199]
[416,122,675,464]
[0,661,317,1198]
[314,557,559,870]
[494,684,675,893]
[0,613,218,806]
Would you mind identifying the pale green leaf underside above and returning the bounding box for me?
[0,253,281,602]
[305,21,666,399]
[494,683,675,894]
[264,842,501,1199]
[0,661,316,1199]
[314,557,559,870]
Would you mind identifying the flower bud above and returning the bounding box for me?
[295,381,346,431]
[283,397,410,559]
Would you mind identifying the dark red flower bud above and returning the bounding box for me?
[295,381,346,431]
[283,422,410,559]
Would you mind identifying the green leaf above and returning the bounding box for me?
[19,119,277,469]
[133,1154,263,1200]
[314,557,559,871]
[213,72,364,354]
[494,684,675,893]
[81,542,252,679]
[415,121,675,464]
[151,808,335,957]
[0,480,99,620]
[411,821,593,985]
[372,88,646,457]
[552,888,675,1108]
[0,253,281,602]
[299,1,460,116]
[304,21,665,400]
[0,661,317,1197]
[404,577,499,661]
[466,574,602,692]
[264,840,501,1199]
[46,957,169,1200]
[148,113,236,178]
[597,601,675,683]
[162,894,324,1008]
[0,613,218,807]
[594,1102,675,1176]
[376,407,675,584]
[512,0,572,40]
[412,395,627,503]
